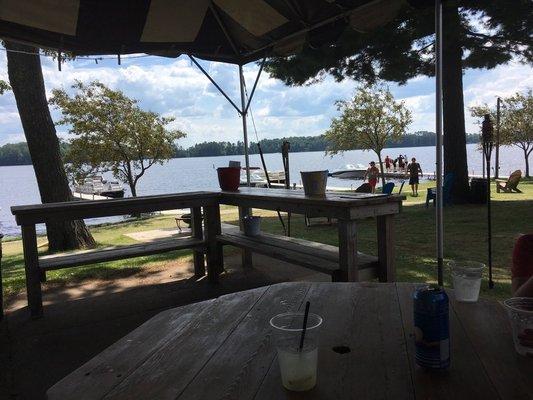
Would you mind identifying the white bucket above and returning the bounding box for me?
[448,260,484,302]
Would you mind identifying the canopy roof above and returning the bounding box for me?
[0,0,424,64]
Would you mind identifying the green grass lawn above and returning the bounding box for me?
[2,181,532,301]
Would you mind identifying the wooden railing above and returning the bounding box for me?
[11,192,222,318]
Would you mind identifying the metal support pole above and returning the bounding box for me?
[435,0,444,287]
[239,65,251,186]
[486,155,493,288]
[495,97,501,179]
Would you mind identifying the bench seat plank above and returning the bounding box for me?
[39,238,205,271]
[218,229,378,281]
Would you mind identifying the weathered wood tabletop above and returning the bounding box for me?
[47,282,533,400]
[218,187,405,282]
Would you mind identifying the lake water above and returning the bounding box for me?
[0,144,527,237]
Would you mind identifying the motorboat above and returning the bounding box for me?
[329,164,367,179]
[73,176,125,198]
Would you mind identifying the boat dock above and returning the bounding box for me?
[72,192,112,201]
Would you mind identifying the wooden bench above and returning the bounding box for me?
[218,227,378,281]
[39,238,204,271]
[11,192,221,318]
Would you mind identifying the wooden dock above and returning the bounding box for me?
[72,192,112,201]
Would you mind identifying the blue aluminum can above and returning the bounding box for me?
[413,286,450,369]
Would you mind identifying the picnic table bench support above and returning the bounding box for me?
[204,204,223,283]
[191,207,205,277]
[21,225,43,318]
[337,219,358,282]
[377,215,395,282]
[238,206,253,268]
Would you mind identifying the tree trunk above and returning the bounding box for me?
[6,42,96,252]
[130,183,137,197]
[442,4,470,203]
[376,151,386,188]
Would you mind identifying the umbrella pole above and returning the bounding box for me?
[435,0,444,287]
[239,65,251,186]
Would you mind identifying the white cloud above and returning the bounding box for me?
[0,50,531,146]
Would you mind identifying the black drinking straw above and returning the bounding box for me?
[298,301,311,351]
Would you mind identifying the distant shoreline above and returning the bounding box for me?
[0,133,481,167]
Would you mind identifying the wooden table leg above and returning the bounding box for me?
[191,207,205,277]
[21,225,43,318]
[338,219,358,282]
[238,206,253,268]
[204,204,223,283]
[377,214,395,282]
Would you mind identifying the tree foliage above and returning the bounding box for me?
[471,89,533,177]
[265,2,531,85]
[265,1,532,200]
[49,81,185,196]
[325,85,412,186]
[0,79,10,94]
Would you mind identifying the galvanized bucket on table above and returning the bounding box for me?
[300,170,328,196]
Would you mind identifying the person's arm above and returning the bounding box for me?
[418,164,423,175]
[513,275,533,297]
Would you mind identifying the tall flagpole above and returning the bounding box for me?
[435,0,444,286]
[239,64,251,186]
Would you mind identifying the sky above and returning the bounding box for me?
[0,49,531,147]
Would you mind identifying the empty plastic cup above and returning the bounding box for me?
[503,297,533,356]
[270,312,322,391]
[448,260,484,302]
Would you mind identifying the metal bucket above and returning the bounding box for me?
[300,170,328,196]
[242,216,261,236]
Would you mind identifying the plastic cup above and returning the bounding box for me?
[503,298,533,356]
[448,260,484,302]
[270,312,323,391]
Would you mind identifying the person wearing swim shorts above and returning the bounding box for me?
[385,155,392,172]
[364,161,379,193]
[407,157,422,196]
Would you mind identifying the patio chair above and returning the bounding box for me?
[304,213,333,228]
[426,173,454,207]
[382,182,395,194]
[496,170,522,193]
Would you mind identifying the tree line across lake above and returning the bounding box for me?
[0,131,481,166]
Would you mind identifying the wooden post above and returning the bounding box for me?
[21,225,43,318]
[338,219,358,282]
[204,204,223,283]
[238,206,253,268]
[191,207,205,277]
[377,215,395,282]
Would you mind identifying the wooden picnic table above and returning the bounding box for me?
[47,282,533,400]
[217,187,405,282]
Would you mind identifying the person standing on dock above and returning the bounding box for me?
[397,155,405,172]
[385,155,392,172]
[364,161,380,193]
[407,157,423,196]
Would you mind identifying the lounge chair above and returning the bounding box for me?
[496,170,522,193]
[426,173,454,207]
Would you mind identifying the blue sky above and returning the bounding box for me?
[0,50,531,147]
